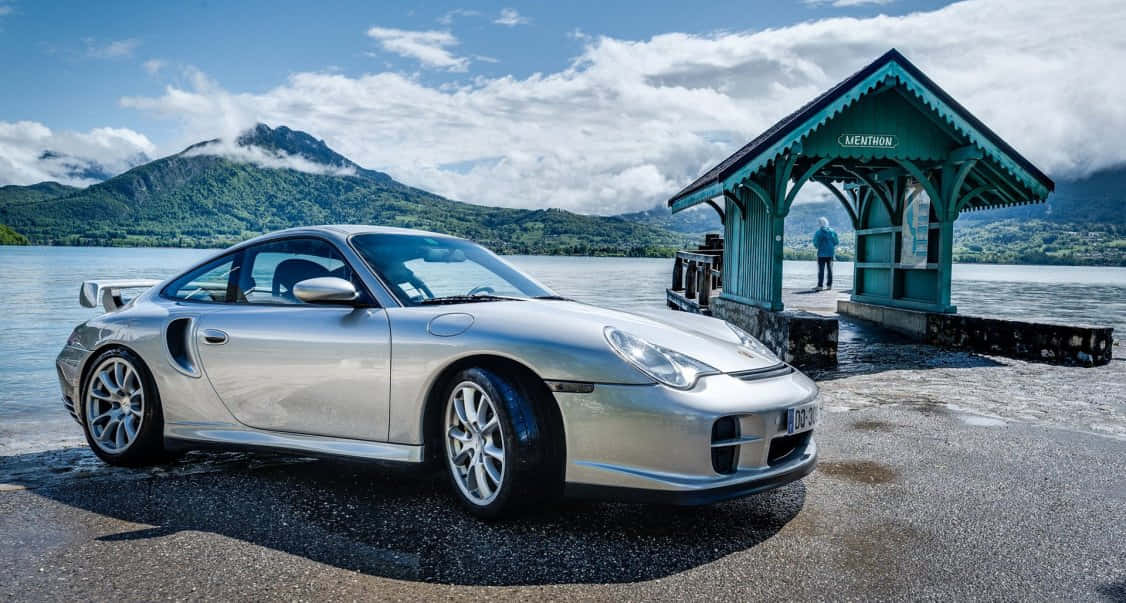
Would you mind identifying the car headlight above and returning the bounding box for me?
[604,327,717,389]
[726,322,780,362]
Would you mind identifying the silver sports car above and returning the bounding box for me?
[56,225,819,517]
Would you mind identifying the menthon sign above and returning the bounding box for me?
[837,133,899,149]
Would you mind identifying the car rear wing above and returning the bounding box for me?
[80,279,163,312]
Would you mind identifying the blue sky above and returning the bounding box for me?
[1,0,1122,214]
[2,0,952,148]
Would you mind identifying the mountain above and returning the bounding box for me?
[235,124,389,181]
[37,150,150,183]
[0,124,692,255]
[618,166,1126,266]
[617,205,723,235]
[618,197,855,238]
[0,181,80,205]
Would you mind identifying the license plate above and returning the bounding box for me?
[787,403,818,435]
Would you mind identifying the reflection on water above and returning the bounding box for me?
[0,246,1123,449]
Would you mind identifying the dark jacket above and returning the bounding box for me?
[813,226,839,258]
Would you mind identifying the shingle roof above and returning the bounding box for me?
[667,49,1053,207]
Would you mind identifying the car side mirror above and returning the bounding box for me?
[292,277,359,304]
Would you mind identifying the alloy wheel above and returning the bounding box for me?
[445,381,506,505]
[85,357,145,454]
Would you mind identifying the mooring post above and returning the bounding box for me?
[672,254,683,290]
[698,265,710,307]
[685,261,698,300]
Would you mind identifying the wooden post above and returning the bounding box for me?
[685,261,698,300]
[935,219,955,311]
[768,214,786,311]
[698,265,710,307]
[672,255,683,290]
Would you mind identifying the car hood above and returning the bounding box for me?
[471,299,782,374]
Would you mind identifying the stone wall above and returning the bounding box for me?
[711,296,838,369]
[836,299,928,338]
[839,299,1114,367]
[926,313,1113,367]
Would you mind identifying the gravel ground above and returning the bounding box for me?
[2,400,1124,601]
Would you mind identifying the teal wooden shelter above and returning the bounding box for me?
[667,49,1054,314]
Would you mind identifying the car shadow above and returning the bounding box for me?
[2,446,806,586]
[1097,578,1126,602]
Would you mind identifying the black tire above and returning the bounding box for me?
[440,366,562,519]
[80,347,169,466]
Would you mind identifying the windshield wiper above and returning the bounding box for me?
[417,295,525,306]
[532,295,573,301]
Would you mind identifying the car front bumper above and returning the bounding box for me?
[564,445,816,505]
[554,366,819,504]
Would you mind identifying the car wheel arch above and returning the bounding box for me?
[421,354,566,473]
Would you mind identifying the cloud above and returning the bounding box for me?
[366,26,469,72]
[142,59,166,74]
[122,0,1126,215]
[568,28,591,41]
[805,0,895,6]
[121,67,255,143]
[493,8,530,26]
[85,38,141,58]
[0,5,12,16]
[182,139,356,177]
[0,121,154,186]
[438,8,480,26]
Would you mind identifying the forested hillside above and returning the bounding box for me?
[0,224,29,245]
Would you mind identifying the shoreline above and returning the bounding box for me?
[4,243,1126,269]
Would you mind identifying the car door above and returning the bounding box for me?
[193,236,391,442]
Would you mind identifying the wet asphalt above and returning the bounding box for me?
[2,402,1124,601]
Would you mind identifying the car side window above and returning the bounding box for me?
[236,238,365,305]
[163,254,239,303]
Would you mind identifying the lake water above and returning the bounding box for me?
[1,246,1124,452]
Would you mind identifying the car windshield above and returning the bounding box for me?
[350,233,555,306]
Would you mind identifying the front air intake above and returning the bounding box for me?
[710,416,739,474]
[768,431,811,466]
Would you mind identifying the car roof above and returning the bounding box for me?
[288,224,453,237]
[235,224,461,246]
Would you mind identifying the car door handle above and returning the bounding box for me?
[201,329,229,345]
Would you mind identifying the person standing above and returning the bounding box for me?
[813,217,839,290]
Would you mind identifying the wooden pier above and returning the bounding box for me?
[666,234,723,315]
[667,234,840,368]
[666,234,1111,368]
